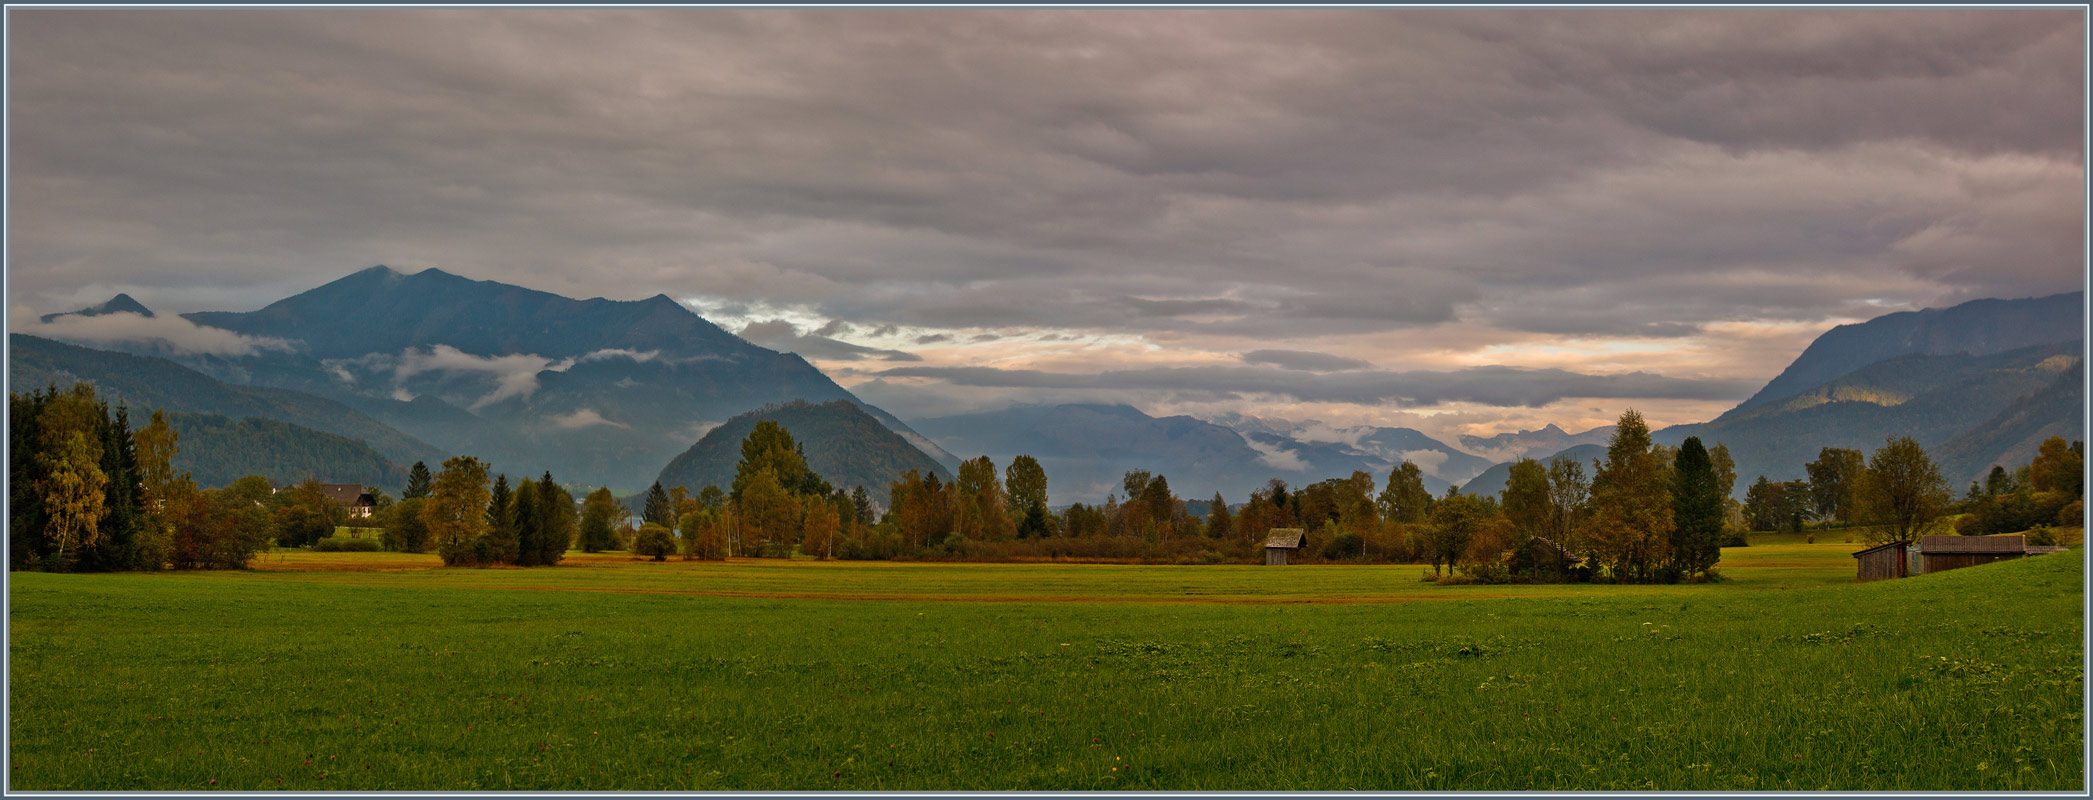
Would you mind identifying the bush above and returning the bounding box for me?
[2027,525,2059,547]
[631,524,677,561]
[1320,532,1365,561]
[312,537,381,552]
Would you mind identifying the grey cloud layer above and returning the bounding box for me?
[877,364,1753,408]
[9,9,2080,336]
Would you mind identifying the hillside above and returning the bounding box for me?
[165,412,406,490]
[1933,360,2086,487]
[656,400,951,497]
[39,293,154,323]
[9,333,443,469]
[1458,443,1608,499]
[1733,291,2081,413]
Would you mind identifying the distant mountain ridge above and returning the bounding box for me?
[914,403,1480,503]
[35,265,952,491]
[1457,423,1613,462]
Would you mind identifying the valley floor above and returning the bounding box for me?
[8,541,2085,790]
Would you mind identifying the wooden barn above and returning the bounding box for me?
[1917,534,2028,574]
[1263,528,1306,566]
[1851,540,1912,582]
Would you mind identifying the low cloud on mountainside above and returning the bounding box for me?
[10,310,293,358]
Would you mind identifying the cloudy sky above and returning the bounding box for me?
[8,9,2085,439]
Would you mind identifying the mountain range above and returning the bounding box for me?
[27,266,954,490]
[15,268,2081,508]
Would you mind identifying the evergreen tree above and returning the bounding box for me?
[513,479,544,566]
[1669,437,1724,578]
[1204,493,1233,540]
[643,481,675,528]
[481,474,519,565]
[731,420,809,502]
[850,485,874,525]
[535,473,573,565]
[403,461,433,499]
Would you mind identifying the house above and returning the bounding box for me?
[1852,534,2057,581]
[1262,528,1306,566]
[317,483,377,519]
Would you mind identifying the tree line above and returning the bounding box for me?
[1740,434,2083,545]
[11,383,266,571]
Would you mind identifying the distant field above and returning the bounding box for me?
[9,541,2084,790]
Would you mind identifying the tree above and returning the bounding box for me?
[1744,477,1790,533]
[422,456,492,566]
[2031,436,2084,496]
[1804,448,1866,524]
[1379,461,1433,524]
[513,479,544,566]
[1669,437,1724,578]
[732,420,809,502]
[632,523,677,561]
[737,468,799,556]
[1708,443,1737,499]
[1005,455,1050,537]
[850,486,874,524]
[1204,493,1234,540]
[480,474,519,565]
[678,507,723,560]
[1857,436,1951,545]
[534,474,574,565]
[955,456,1012,541]
[1545,455,1590,554]
[1425,493,1487,576]
[273,504,335,548]
[403,461,433,500]
[40,430,107,569]
[801,495,839,559]
[1501,459,1551,540]
[643,481,675,528]
[382,497,432,553]
[578,488,621,553]
[1579,410,1672,582]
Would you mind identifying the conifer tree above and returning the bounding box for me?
[481,474,518,565]
[1669,437,1724,578]
[643,481,674,528]
[403,461,432,499]
[535,473,573,565]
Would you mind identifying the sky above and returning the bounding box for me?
[8,9,2086,441]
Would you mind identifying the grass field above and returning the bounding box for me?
[9,540,2085,790]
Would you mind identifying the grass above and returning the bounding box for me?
[9,541,2084,790]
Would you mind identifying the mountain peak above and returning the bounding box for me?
[40,293,154,323]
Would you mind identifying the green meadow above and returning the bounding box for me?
[9,540,2084,791]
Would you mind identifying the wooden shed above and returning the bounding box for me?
[1917,534,2027,575]
[1263,528,1306,566]
[1852,540,1912,582]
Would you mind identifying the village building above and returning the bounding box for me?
[1851,534,2062,581]
[317,483,377,519]
[1262,528,1305,566]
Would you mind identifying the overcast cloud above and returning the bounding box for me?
[7,9,2083,437]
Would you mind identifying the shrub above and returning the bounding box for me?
[631,524,677,561]
[1320,532,1365,561]
[2027,525,2058,547]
